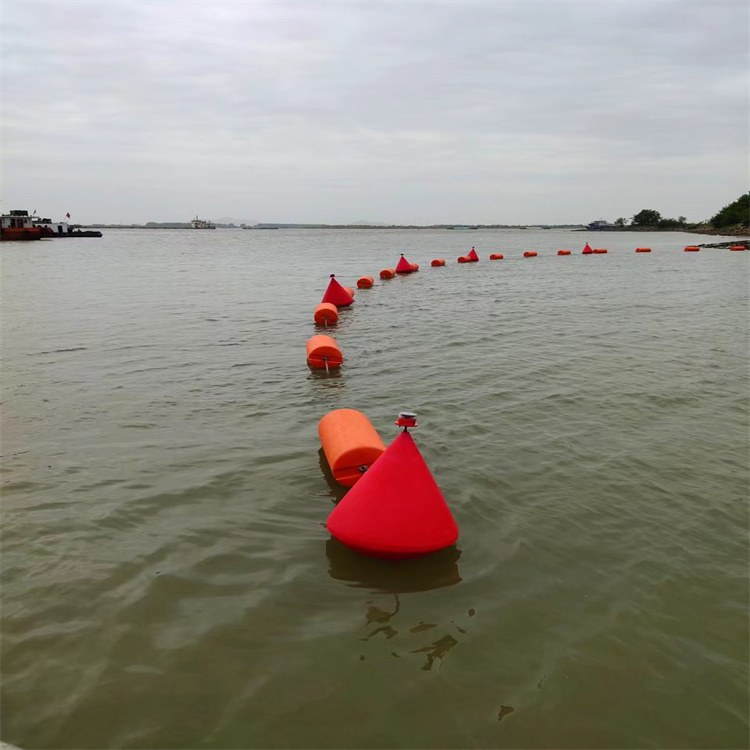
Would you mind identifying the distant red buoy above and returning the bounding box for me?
[582,243,594,254]
[410,263,420,272]
[467,247,479,262]
[306,335,343,369]
[314,303,338,326]
[557,250,571,256]
[396,254,413,273]
[431,259,446,266]
[321,275,354,307]
[523,251,537,257]
[731,246,746,251]
[635,247,651,253]
[457,255,470,263]
[326,413,458,559]
[593,248,608,254]
[489,253,504,260]
[380,268,396,279]
[684,246,700,252]
[357,276,374,289]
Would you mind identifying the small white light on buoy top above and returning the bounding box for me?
[395,411,418,431]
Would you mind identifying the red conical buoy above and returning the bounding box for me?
[327,413,459,560]
[321,274,354,307]
[395,254,413,273]
[467,247,479,262]
[582,243,594,254]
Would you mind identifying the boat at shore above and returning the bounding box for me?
[191,216,216,229]
[1,210,49,241]
[33,218,102,238]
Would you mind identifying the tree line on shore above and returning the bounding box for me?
[613,192,748,230]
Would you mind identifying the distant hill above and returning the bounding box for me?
[350,220,387,226]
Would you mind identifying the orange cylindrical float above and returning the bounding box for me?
[306,335,343,369]
[457,255,470,263]
[380,268,395,279]
[731,245,746,251]
[357,276,374,289]
[593,248,608,254]
[410,263,419,272]
[557,250,571,256]
[635,247,651,253]
[318,409,387,487]
[489,253,504,260]
[314,303,338,326]
[523,251,537,257]
[431,259,446,266]
[343,286,355,298]
[684,246,700,252]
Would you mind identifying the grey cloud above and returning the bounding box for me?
[3,0,747,223]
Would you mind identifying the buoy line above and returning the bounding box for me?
[307,241,746,559]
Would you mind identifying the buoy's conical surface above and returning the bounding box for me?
[395,255,413,273]
[321,276,354,307]
[582,242,593,254]
[467,247,479,261]
[327,431,458,559]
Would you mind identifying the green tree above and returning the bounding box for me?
[710,193,750,228]
[614,217,627,226]
[632,209,662,226]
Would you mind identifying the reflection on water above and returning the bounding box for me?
[325,538,462,593]
[306,368,345,384]
[327,541,468,671]
[411,633,459,671]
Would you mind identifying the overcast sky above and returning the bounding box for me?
[3,0,748,224]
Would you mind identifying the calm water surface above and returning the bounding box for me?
[2,229,748,749]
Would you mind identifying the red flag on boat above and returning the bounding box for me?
[66,213,71,219]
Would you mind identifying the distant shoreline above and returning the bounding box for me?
[85,223,749,237]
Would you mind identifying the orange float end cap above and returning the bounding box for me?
[306,335,343,369]
[318,409,386,487]
[314,303,339,326]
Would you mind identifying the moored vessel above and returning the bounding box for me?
[191,216,216,229]
[1,210,48,241]
[33,217,102,237]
